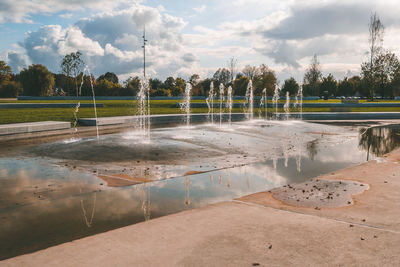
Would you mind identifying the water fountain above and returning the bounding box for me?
[180,83,192,127]
[219,83,225,125]
[284,91,290,120]
[272,85,280,119]
[245,80,254,120]
[297,85,303,120]
[138,77,151,139]
[206,82,215,124]
[79,67,99,139]
[226,86,233,124]
[259,88,267,119]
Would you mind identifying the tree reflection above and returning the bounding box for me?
[359,125,400,159]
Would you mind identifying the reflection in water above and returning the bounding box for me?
[3,122,400,260]
[307,140,318,161]
[80,192,97,228]
[359,125,400,159]
[185,176,191,206]
[140,183,151,221]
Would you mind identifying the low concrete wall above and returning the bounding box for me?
[0,121,70,136]
[0,103,103,109]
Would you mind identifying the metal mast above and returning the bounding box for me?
[142,26,148,77]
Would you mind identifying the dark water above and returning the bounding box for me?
[0,121,398,260]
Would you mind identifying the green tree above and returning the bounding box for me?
[97,72,119,84]
[303,54,322,96]
[362,51,400,98]
[121,76,140,96]
[253,64,277,96]
[337,78,353,97]
[281,77,299,96]
[233,75,250,96]
[172,77,186,96]
[0,81,23,97]
[320,74,337,97]
[61,51,85,96]
[0,61,12,85]
[213,68,231,86]
[19,64,55,96]
[94,79,122,96]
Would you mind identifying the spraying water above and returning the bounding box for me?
[180,83,192,127]
[259,88,267,119]
[226,86,233,124]
[283,91,290,120]
[219,83,225,125]
[206,82,215,124]
[245,80,254,120]
[78,67,99,139]
[297,85,303,120]
[138,77,151,139]
[272,85,280,119]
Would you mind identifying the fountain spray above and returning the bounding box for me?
[206,82,215,124]
[284,91,290,120]
[180,83,192,127]
[259,88,267,119]
[226,86,233,124]
[245,80,254,120]
[219,83,225,125]
[272,85,280,119]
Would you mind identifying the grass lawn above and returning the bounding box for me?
[0,99,400,125]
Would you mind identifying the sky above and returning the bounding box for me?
[1,0,400,84]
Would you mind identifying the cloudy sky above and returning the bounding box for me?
[1,0,400,83]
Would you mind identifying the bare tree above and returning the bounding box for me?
[303,54,322,96]
[242,65,258,80]
[227,57,238,84]
[367,12,385,99]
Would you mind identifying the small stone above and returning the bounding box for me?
[384,181,388,183]
[374,235,378,238]
[252,263,260,266]
[268,245,272,249]
[360,237,365,241]
[349,224,354,227]
[362,219,366,222]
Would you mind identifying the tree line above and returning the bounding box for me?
[1,13,399,99]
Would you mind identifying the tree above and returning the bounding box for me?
[97,72,119,84]
[337,78,353,97]
[0,61,12,84]
[121,76,141,96]
[362,13,385,100]
[172,77,186,96]
[281,77,299,96]
[189,74,200,86]
[61,51,85,96]
[303,54,322,96]
[213,68,231,86]
[233,75,250,96]
[0,61,20,97]
[227,57,238,84]
[242,65,258,80]
[253,64,277,96]
[0,81,23,97]
[320,74,337,97]
[19,64,55,96]
[94,79,121,96]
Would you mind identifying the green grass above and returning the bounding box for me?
[0,99,400,125]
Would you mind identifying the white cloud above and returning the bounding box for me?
[14,4,195,80]
[193,5,206,14]
[0,0,143,24]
